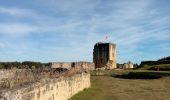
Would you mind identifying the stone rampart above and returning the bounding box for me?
[51,62,95,71]
[0,71,90,100]
[0,69,17,81]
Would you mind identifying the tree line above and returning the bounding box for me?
[139,56,170,67]
[158,56,170,61]
[0,61,51,69]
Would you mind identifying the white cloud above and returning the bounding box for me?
[0,23,38,36]
[0,43,5,48]
[0,0,169,63]
[0,6,36,17]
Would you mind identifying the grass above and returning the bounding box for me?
[137,65,153,70]
[70,70,170,100]
[137,64,170,71]
[155,64,170,67]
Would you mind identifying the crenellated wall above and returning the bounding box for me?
[0,71,90,100]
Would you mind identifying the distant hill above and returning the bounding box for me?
[158,56,170,61]
[0,61,50,69]
[138,56,170,71]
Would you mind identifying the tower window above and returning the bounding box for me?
[101,59,103,63]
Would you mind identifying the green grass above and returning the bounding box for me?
[70,70,170,100]
[137,65,153,70]
[137,64,170,70]
[155,64,170,67]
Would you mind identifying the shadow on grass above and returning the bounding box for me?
[112,72,170,79]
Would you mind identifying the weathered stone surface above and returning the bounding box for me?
[0,96,5,100]
[51,62,95,71]
[93,42,116,69]
[0,71,90,100]
[0,69,16,81]
[123,61,134,69]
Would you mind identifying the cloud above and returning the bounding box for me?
[0,43,5,48]
[0,0,169,63]
[79,0,170,63]
[0,23,38,37]
[0,6,36,17]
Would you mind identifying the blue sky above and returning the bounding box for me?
[0,0,170,63]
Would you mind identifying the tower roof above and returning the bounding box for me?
[95,42,116,46]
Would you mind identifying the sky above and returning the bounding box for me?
[0,0,170,63]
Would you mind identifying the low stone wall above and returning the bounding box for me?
[51,62,95,71]
[0,71,90,100]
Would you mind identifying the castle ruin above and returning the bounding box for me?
[93,42,117,69]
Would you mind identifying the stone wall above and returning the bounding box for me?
[0,69,16,81]
[0,71,90,100]
[51,62,95,71]
[123,63,134,69]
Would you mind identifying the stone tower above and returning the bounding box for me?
[93,42,116,69]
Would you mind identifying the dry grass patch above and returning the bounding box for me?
[70,70,170,100]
